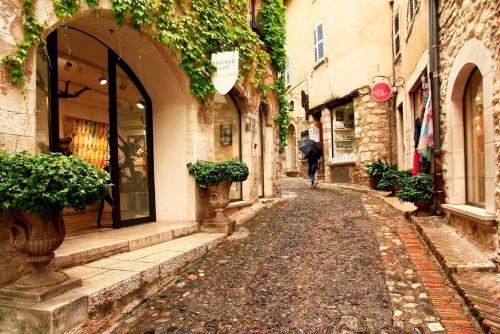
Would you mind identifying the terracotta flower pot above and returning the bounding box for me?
[414,200,430,211]
[203,181,235,235]
[9,209,69,289]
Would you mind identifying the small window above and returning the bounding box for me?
[285,56,291,87]
[313,23,325,64]
[393,12,401,58]
[407,0,420,26]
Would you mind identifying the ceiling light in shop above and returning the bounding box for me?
[136,100,145,109]
[99,77,108,85]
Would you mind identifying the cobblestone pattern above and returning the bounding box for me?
[363,195,483,334]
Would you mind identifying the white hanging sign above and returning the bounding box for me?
[211,51,239,95]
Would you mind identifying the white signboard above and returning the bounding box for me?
[211,51,239,95]
[331,154,356,165]
[308,125,320,143]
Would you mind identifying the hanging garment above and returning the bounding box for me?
[417,90,434,162]
[412,149,421,176]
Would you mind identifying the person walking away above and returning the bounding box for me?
[308,155,320,188]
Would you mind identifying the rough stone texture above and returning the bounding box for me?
[438,0,500,262]
[352,87,392,186]
[0,212,29,287]
[448,214,498,254]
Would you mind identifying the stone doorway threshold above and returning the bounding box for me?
[0,223,225,334]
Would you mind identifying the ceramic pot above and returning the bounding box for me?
[9,209,68,289]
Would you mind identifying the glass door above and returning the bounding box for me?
[109,52,155,227]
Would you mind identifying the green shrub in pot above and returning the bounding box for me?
[186,160,249,188]
[395,173,434,204]
[366,159,395,186]
[0,151,111,213]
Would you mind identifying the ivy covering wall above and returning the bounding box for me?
[1,0,290,152]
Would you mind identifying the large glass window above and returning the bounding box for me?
[464,68,485,207]
[331,102,355,164]
[213,93,242,200]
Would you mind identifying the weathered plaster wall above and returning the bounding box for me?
[438,0,499,259]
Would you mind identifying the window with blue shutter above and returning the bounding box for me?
[314,23,325,64]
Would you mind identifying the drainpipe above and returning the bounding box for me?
[429,0,445,211]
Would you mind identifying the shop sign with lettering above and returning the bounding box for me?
[371,82,392,102]
[211,51,239,95]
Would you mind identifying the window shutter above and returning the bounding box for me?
[285,56,291,86]
[314,23,325,63]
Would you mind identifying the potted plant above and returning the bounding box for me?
[187,160,249,235]
[0,152,110,296]
[376,168,399,192]
[395,173,434,211]
[366,159,394,189]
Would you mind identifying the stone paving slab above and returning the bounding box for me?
[54,221,199,268]
[0,232,225,334]
[412,216,496,273]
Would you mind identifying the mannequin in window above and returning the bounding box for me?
[58,136,73,156]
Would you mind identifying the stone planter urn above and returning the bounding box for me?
[0,210,81,302]
[202,181,236,236]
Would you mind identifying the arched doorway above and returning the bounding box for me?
[213,92,242,200]
[36,27,156,232]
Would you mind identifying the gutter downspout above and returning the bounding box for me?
[429,0,445,211]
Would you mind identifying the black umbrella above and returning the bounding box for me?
[298,139,323,160]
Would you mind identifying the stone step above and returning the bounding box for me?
[0,232,226,334]
[54,221,199,269]
[453,272,500,334]
[411,216,496,274]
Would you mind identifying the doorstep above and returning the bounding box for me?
[54,221,199,269]
[411,216,496,274]
[453,271,500,334]
[0,232,225,334]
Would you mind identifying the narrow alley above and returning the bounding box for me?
[110,178,480,334]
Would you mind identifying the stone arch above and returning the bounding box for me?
[35,2,198,221]
[444,38,495,213]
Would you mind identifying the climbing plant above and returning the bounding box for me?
[1,0,289,148]
[259,0,290,153]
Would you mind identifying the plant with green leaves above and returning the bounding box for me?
[0,151,111,213]
[366,159,395,185]
[2,0,290,151]
[376,168,398,191]
[186,160,249,188]
[395,173,434,203]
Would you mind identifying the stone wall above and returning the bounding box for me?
[438,0,499,261]
[352,87,392,186]
[448,213,497,254]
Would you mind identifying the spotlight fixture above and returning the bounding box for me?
[288,100,294,112]
[99,77,108,85]
[63,61,73,71]
[136,99,145,109]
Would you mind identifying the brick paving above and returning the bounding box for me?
[110,179,483,334]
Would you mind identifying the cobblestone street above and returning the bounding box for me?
[110,178,481,334]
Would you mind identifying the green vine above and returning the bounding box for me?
[1,0,44,85]
[2,0,290,148]
[259,0,289,153]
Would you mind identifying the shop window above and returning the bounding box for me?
[330,102,355,164]
[463,68,485,207]
[393,12,401,58]
[35,48,50,153]
[313,23,325,64]
[213,93,242,200]
[285,56,291,87]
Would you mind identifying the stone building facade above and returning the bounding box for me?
[283,0,394,186]
[437,0,499,261]
[0,0,281,286]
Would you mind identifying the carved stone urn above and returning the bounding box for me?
[202,181,236,235]
[0,209,81,302]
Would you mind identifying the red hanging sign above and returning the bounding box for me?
[371,82,392,102]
